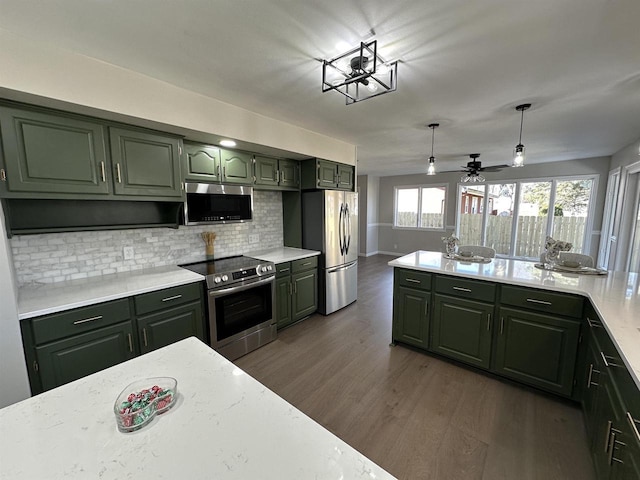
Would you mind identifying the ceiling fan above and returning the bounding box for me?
[446,154,510,182]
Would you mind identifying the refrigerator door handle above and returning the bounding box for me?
[344,203,351,254]
[327,260,358,274]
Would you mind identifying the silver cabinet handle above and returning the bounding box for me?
[587,364,600,388]
[526,298,552,305]
[600,351,621,368]
[424,301,429,317]
[100,161,106,182]
[607,432,616,465]
[217,165,221,178]
[500,316,505,335]
[301,262,312,266]
[279,268,290,273]
[604,420,613,453]
[162,294,182,302]
[453,286,472,292]
[73,315,103,325]
[406,278,421,284]
[627,412,640,443]
[116,163,122,183]
[127,333,133,353]
[487,313,491,331]
[223,166,226,178]
[143,328,148,347]
[587,317,602,328]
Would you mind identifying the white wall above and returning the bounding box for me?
[610,137,640,170]
[0,202,31,407]
[376,156,611,257]
[357,175,381,257]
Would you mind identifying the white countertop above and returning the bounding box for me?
[246,246,321,263]
[18,265,205,320]
[389,251,640,390]
[0,337,396,480]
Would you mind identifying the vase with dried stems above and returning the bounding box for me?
[201,231,216,259]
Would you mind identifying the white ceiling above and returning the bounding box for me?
[1,0,639,176]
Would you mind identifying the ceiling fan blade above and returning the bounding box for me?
[479,164,511,172]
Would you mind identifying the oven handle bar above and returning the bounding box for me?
[208,275,275,296]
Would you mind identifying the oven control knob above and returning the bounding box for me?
[222,275,229,282]
[267,265,273,271]
[214,276,221,284]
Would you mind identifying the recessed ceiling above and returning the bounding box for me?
[1,0,639,176]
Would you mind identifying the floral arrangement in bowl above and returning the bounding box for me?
[441,234,459,256]
[543,236,572,266]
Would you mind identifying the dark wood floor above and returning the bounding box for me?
[234,254,596,480]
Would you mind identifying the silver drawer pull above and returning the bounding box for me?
[587,317,602,328]
[280,268,290,273]
[301,262,312,266]
[587,364,600,388]
[600,351,621,368]
[162,294,183,302]
[406,278,421,284]
[453,286,471,292]
[526,298,552,306]
[73,315,103,325]
[627,412,640,443]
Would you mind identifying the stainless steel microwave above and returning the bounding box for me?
[183,183,253,225]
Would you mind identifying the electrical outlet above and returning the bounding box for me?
[248,234,260,244]
[123,246,135,260]
[394,244,398,250]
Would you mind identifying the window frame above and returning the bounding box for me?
[455,174,598,259]
[393,183,448,231]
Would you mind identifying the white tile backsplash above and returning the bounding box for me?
[11,190,284,286]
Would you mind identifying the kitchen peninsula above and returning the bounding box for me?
[0,337,396,479]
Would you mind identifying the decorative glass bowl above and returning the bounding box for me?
[114,377,177,432]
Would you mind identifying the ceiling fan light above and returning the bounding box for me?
[512,144,525,167]
[366,81,378,92]
[427,157,436,175]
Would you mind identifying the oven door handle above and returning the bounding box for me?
[208,275,274,296]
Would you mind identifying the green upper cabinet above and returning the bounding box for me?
[183,143,222,182]
[220,149,253,184]
[109,127,183,198]
[254,156,300,190]
[300,158,355,191]
[0,106,110,196]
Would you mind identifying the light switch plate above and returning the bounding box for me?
[123,246,135,260]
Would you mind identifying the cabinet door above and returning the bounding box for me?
[292,269,318,321]
[220,150,253,184]
[279,159,299,188]
[275,276,293,329]
[0,107,110,195]
[109,127,182,198]
[317,159,338,188]
[393,286,430,349]
[432,294,493,369]
[137,301,204,354]
[184,143,221,182]
[582,339,604,438]
[336,163,354,191]
[36,322,135,392]
[254,156,279,186]
[495,307,581,396]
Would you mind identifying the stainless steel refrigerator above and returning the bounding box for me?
[302,190,358,315]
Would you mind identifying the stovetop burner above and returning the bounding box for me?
[180,255,275,289]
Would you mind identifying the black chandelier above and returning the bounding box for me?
[322,40,398,105]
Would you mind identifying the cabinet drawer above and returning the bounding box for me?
[395,269,432,291]
[435,275,495,302]
[292,256,318,273]
[276,262,292,278]
[31,299,131,345]
[501,285,583,319]
[134,283,202,316]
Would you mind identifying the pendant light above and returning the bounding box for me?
[427,123,439,175]
[512,103,531,167]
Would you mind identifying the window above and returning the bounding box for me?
[456,176,596,259]
[394,185,446,229]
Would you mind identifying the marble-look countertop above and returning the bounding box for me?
[388,251,640,390]
[0,337,396,480]
[246,246,321,264]
[18,265,205,320]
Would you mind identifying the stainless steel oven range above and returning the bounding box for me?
[180,256,276,360]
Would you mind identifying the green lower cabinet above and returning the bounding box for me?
[137,301,204,354]
[392,286,430,349]
[35,321,136,391]
[276,276,293,328]
[292,270,318,320]
[494,307,581,397]
[432,294,493,369]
